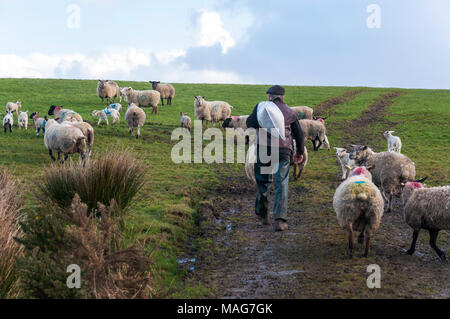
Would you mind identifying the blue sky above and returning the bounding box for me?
[0,0,449,88]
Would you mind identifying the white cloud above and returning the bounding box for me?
[193,9,236,54]
[154,49,186,65]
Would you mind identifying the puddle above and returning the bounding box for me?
[177,258,196,264]
[267,270,305,276]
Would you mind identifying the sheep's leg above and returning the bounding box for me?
[61,154,68,164]
[4,125,6,133]
[161,99,164,106]
[98,118,102,126]
[429,229,446,261]
[57,151,61,160]
[406,229,420,255]
[36,127,40,137]
[358,228,365,244]
[105,117,109,126]
[9,124,12,133]
[49,149,56,161]
[346,224,354,258]
[386,192,393,213]
[363,227,373,257]
[136,127,141,139]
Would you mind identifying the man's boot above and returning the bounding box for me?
[274,218,288,231]
[258,214,270,225]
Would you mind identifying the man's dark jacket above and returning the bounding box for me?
[246,98,304,162]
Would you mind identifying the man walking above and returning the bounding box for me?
[246,85,305,231]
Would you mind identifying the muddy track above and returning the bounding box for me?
[313,90,364,116]
[185,91,449,299]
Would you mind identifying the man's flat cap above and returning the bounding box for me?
[266,85,285,96]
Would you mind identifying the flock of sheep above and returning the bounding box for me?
[2,83,449,261]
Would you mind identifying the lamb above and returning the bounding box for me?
[349,145,416,213]
[44,119,86,163]
[92,108,120,126]
[125,103,146,139]
[119,87,127,103]
[383,130,402,153]
[401,181,449,261]
[18,111,28,130]
[194,96,233,129]
[30,112,47,137]
[124,87,160,115]
[333,165,384,257]
[63,121,94,157]
[298,119,330,151]
[149,81,175,106]
[3,112,13,133]
[180,112,191,132]
[108,103,122,112]
[5,101,22,116]
[48,105,83,123]
[245,142,309,182]
[97,80,120,105]
[334,147,356,180]
[290,106,314,120]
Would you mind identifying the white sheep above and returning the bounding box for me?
[18,111,28,130]
[383,130,402,153]
[124,87,160,115]
[333,166,384,257]
[97,80,120,105]
[62,121,95,158]
[334,147,356,180]
[44,119,86,163]
[194,96,233,129]
[5,101,22,116]
[30,112,47,137]
[402,181,449,261]
[125,103,146,139]
[92,108,120,126]
[298,118,330,151]
[180,112,191,132]
[3,111,13,133]
[149,81,175,106]
[290,106,314,120]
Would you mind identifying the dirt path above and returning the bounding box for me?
[313,90,364,116]
[187,91,449,299]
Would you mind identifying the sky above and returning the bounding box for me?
[0,0,449,89]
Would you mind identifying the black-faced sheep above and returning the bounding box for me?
[149,81,175,106]
[48,105,83,123]
[30,112,47,137]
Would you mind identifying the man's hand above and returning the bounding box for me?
[293,154,304,164]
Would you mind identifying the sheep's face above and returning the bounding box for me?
[334,147,347,158]
[48,105,57,115]
[16,101,22,108]
[349,145,370,162]
[91,111,99,117]
[98,80,106,89]
[222,118,233,128]
[30,112,38,119]
[401,182,423,206]
[194,96,205,107]
[150,81,160,90]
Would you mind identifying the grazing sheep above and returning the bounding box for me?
[349,145,416,213]
[334,147,356,180]
[108,103,122,112]
[5,101,22,116]
[44,119,86,163]
[290,106,313,120]
[149,81,175,106]
[245,142,308,182]
[125,103,146,139]
[333,166,384,257]
[383,130,402,153]
[119,87,127,103]
[401,181,449,261]
[48,105,83,123]
[298,119,330,151]
[222,115,249,130]
[18,111,28,130]
[97,80,120,105]
[180,112,192,132]
[194,96,233,129]
[124,87,160,115]
[63,121,94,157]
[3,112,13,133]
[91,108,120,126]
[30,112,47,137]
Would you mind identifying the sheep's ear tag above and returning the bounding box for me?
[345,165,352,171]
[401,183,406,186]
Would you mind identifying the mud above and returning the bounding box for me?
[313,90,364,116]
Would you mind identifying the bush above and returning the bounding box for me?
[38,150,145,217]
[0,168,24,298]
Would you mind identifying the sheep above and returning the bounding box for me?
[194,96,233,129]
[91,108,120,126]
[44,119,86,164]
[119,87,127,103]
[3,111,13,133]
[124,87,160,115]
[63,121,94,157]
[30,112,47,137]
[108,102,122,112]
[333,165,384,257]
[245,142,308,182]
[97,80,120,105]
[401,180,449,261]
[125,103,146,139]
[149,81,175,106]
[290,106,314,120]
[349,145,416,213]
[18,111,28,130]
[383,130,402,153]
[334,147,356,180]
[5,101,22,116]
[48,105,83,123]
[180,112,191,132]
[298,119,330,151]
[222,115,249,130]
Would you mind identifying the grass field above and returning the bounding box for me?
[0,78,448,298]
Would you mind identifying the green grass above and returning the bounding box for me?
[0,78,449,298]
